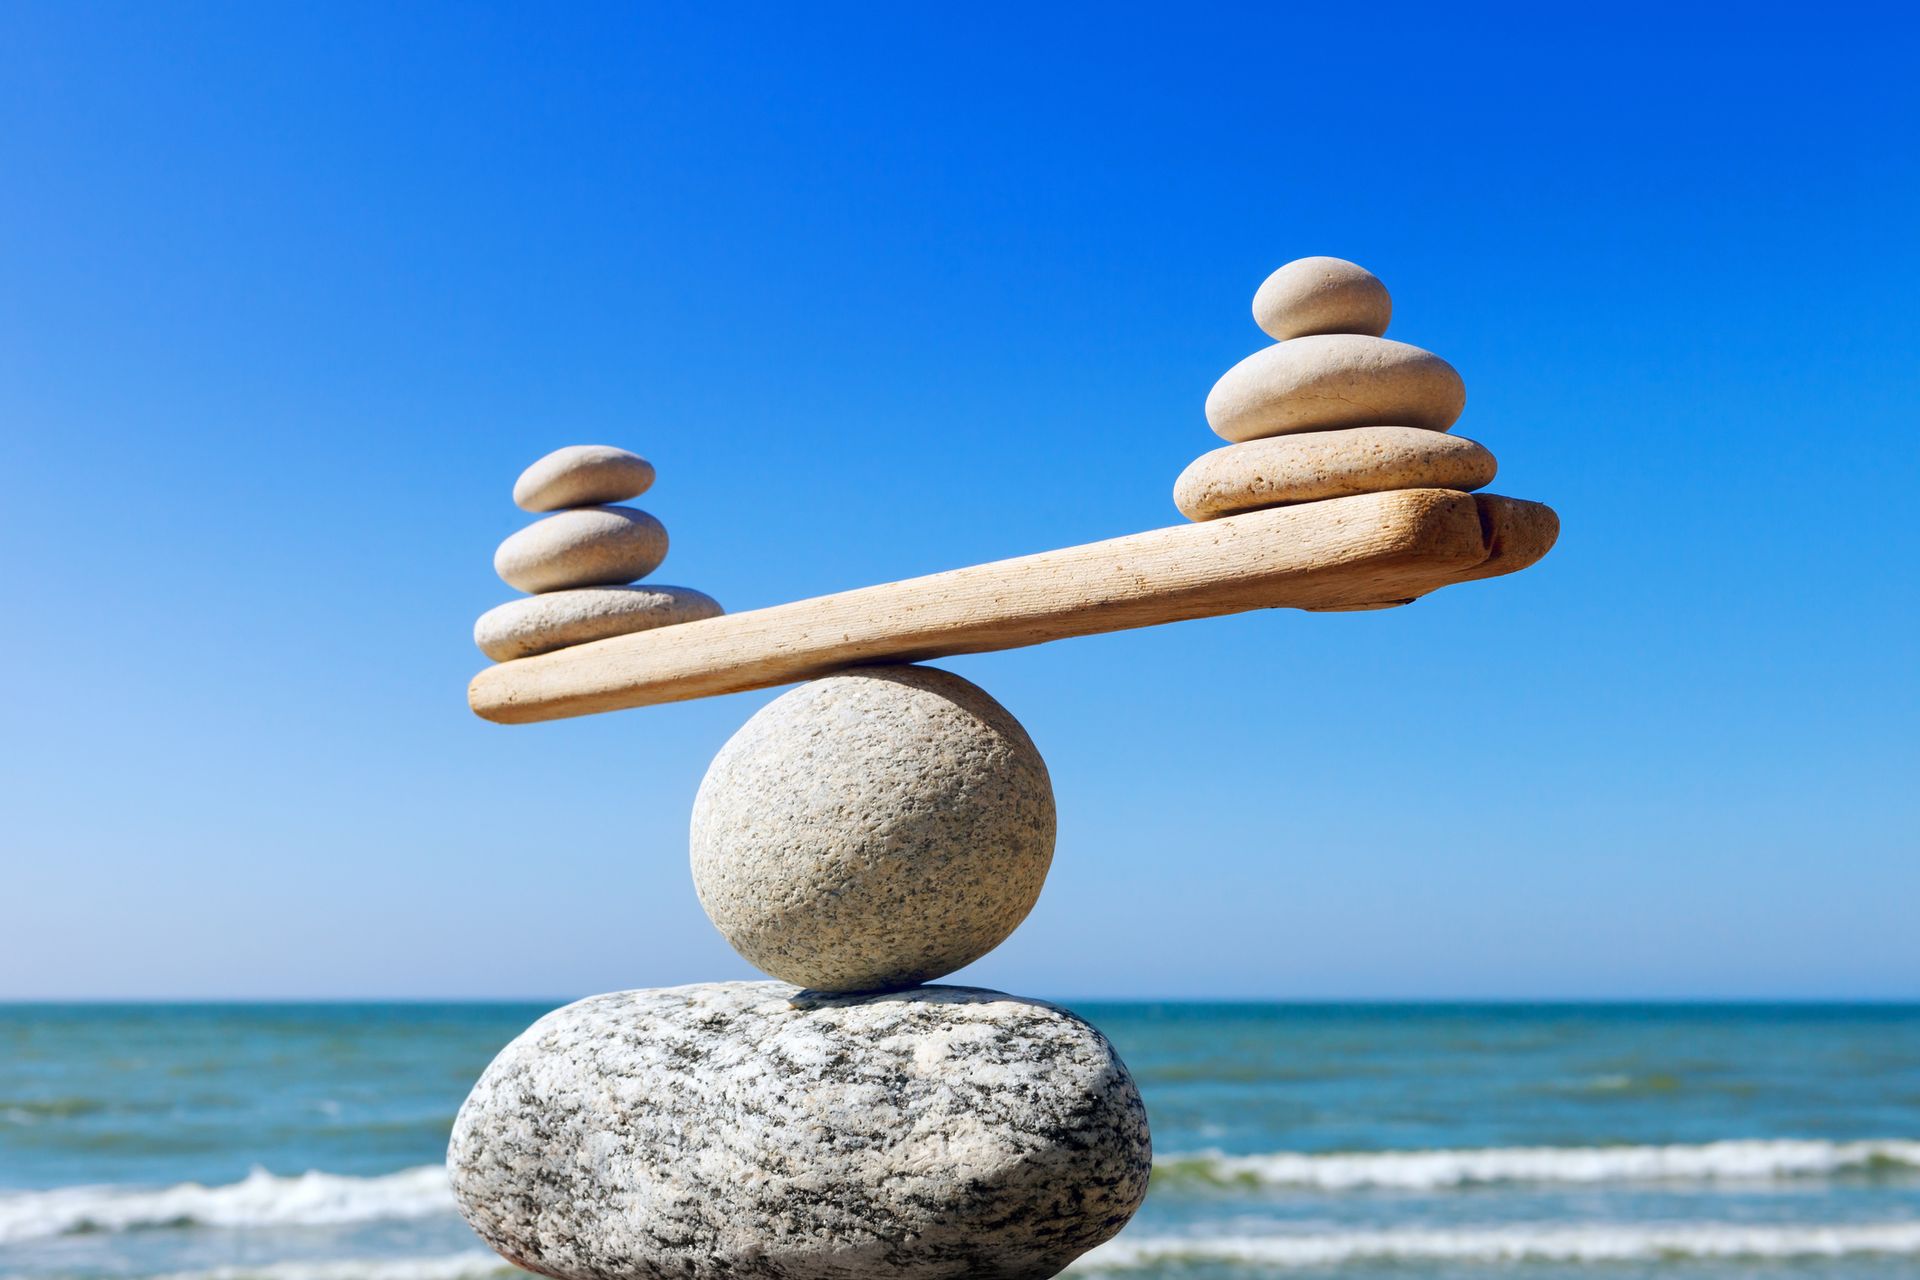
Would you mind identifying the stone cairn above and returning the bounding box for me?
[1176,256,1498,589]
[447,259,1496,1280]
[456,459,1152,1280]
[473,445,723,662]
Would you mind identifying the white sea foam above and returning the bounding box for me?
[1154,1137,1920,1190]
[1069,1221,1920,1269]
[155,1253,516,1280]
[0,1165,456,1243]
[6,1139,1917,1251]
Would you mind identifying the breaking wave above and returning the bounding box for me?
[154,1255,517,1280]
[1153,1137,1920,1191]
[1070,1221,1920,1269]
[0,1165,456,1243]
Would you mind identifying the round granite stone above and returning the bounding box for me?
[1205,333,1466,441]
[493,506,668,593]
[1174,426,1497,520]
[691,666,1055,993]
[448,981,1152,1280]
[513,445,656,512]
[474,585,723,661]
[1252,256,1392,340]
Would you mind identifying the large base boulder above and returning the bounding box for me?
[448,982,1152,1280]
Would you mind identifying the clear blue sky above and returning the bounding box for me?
[3,3,1915,1000]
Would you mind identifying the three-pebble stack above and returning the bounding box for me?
[1176,257,1499,610]
[473,445,723,661]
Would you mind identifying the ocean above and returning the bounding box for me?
[2,1001,1917,1280]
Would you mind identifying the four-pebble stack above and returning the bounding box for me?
[473,445,723,661]
[1176,258,1500,612]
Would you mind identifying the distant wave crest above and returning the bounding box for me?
[154,1254,517,1280]
[1069,1222,1920,1270]
[1153,1137,1920,1191]
[8,1140,1920,1251]
[0,1165,455,1244]
[126,1225,1920,1278]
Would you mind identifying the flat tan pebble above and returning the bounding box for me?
[473,585,722,661]
[1252,256,1392,340]
[1174,427,1497,521]
[691,665,1055,994]
[493,506,667,593]
[1206,333,1466,441]
[512,445,655,512]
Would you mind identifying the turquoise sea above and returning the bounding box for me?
[3,1002,1918,1280]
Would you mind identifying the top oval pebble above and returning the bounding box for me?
[1252,256,1392,341]
[513,445,656,512]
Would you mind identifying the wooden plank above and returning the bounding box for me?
[1454,494,1560,583]
[1303,494,1561,611]
[468,488,1555,724]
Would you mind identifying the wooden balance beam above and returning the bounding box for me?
[468,488,1557,724]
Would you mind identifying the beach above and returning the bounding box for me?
[3,1001,1917,1280]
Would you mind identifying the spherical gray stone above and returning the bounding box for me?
[494,506,668,593]
[691,666,1055,993]
[1251,255,1392,340]
[474,585,723,661]
[514,444,656,512]
[448,982,1152,1280]
[1205,333,1466,442]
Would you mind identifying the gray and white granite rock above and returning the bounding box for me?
[494,506,668,594]
[448,981,1152,1280]
[474,584,723,661]
[691,666,1055,993]
[1251,256,1392,341]
[514,445,657,512]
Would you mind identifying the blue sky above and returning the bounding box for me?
[2,3,1915,999]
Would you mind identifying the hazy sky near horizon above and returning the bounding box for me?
[3,3,1916,1000]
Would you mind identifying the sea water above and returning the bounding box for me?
[2,1002,1917,1279]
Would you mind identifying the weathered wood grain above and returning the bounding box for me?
[469,489,1555,724]
[1455,494,1560,583]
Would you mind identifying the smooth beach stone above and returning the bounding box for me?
[513,444,656,512]
[691,666,1055,993]
[493,506,667,593]
[473,585,722,662]
[1252,256,1392,340]
[1173,426,1497,521]
[448,981,1152,1280]
[1205,333,1466,442]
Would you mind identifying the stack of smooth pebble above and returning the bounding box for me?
[448,261,1474,1279]
[474,445,723,662]
[450,670,1151,1276]
[1175,256,1497,543]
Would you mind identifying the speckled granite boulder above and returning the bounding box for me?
[448,982,1152,1280]
[691,666,1055,992]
